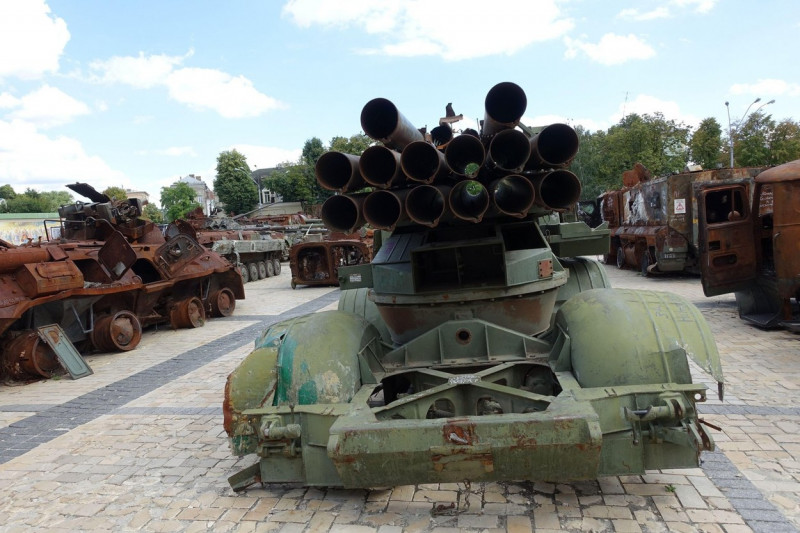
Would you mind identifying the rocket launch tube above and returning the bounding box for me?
[315,152,364,193]
[482,82,527,138]
[320,194,366,234]
[449,180,490,223]
[359,145,405,188]
[363,189,410,230]
[487,129,532,173]
[527,123,580,169]
[405,185,451,228]
[491,175,535,218]
[361,98,424,151]
[401,141,449,184]
[445,134,485,178]
[531,170,582,211]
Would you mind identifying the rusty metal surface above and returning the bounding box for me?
[0,183,244,382]
[602,165,768,274]
[288,240,370,289]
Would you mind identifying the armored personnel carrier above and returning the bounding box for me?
[222,83,723,489]
[183,209,286,282]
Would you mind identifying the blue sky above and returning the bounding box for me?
[1,0,798,207]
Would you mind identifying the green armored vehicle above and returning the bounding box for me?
[222,82,723,490]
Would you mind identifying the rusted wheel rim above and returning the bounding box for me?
[108,311,142,351]
[185,297,205,327]
[210,288,236,317]
[2,331,59,379]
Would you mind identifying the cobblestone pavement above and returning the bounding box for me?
[1,263,798,532]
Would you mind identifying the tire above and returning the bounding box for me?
[272,258,282,276]
[257,261,267,279]
[239,264,249,283]
[616,246,626,269]
[266,259,275,277]
[248,263,259,282]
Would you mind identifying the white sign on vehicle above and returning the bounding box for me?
[674,198,686,214]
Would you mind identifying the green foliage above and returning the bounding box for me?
[264,134,373,204]
[141,202,164,224]
[0,186,73,213]
[735,111,774,167]
[769,119,800,165]
[214,149,258,215]
[102,186,128,201]
[689,118,723,169]
[161,182,200,222]
[0,184,16,200]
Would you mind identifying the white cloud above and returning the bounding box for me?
[564,33,656,65]
[0,0,70,80]
[730,79,800,97]
[283,0,574,60]
[231,144,303,168]
[0,119,126,192]
[617,7,671,21]
[89,51,284,118]
[673,0,718,14]
[0,92,21,109]
[5,85,90,128]
[166,68,284,118]
[523,114,604,133]
[89,51,186,89]
[611,94,700,128]
[157,146,198,157]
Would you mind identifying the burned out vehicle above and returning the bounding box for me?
[585,164,766,275]
[696,159,800,330]
[183,209,287,283]
[288,238,370,289]
[223,83,723,490]
[0,184,244,381]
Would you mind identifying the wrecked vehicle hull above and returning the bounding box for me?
[0,184,244,381]
[223,82,722,489]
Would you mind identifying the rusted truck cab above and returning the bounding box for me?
[696,159,800,330]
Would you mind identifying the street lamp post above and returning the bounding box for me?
[724,97,775,168]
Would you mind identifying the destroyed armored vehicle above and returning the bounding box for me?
[0,183,244,381]
[223,83,723,489]
[182,209,287,282]
[288,238,370,289]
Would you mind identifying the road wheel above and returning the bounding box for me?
[248,263,259,282]
[209,288,236,317]
[616,246,626,269]
[257,261,267,279]
[93,310,143,352]
[272,258,282,275]
[266,259,275,277]
[171,297,206,329]
[239,264,249,283]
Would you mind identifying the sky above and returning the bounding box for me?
[1,0,799,207]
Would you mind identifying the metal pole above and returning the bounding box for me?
[725,101,733,167]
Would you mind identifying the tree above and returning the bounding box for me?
[103,186,128,201]
[329,133,372,156]
[0,184,16,200]
[768,119,800,166]
[689,118,722,169]
[0,187,73,213]
[161,182,200,222]
[141,203,164,224]
[736,111,774,167]
[214,149,258,215]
